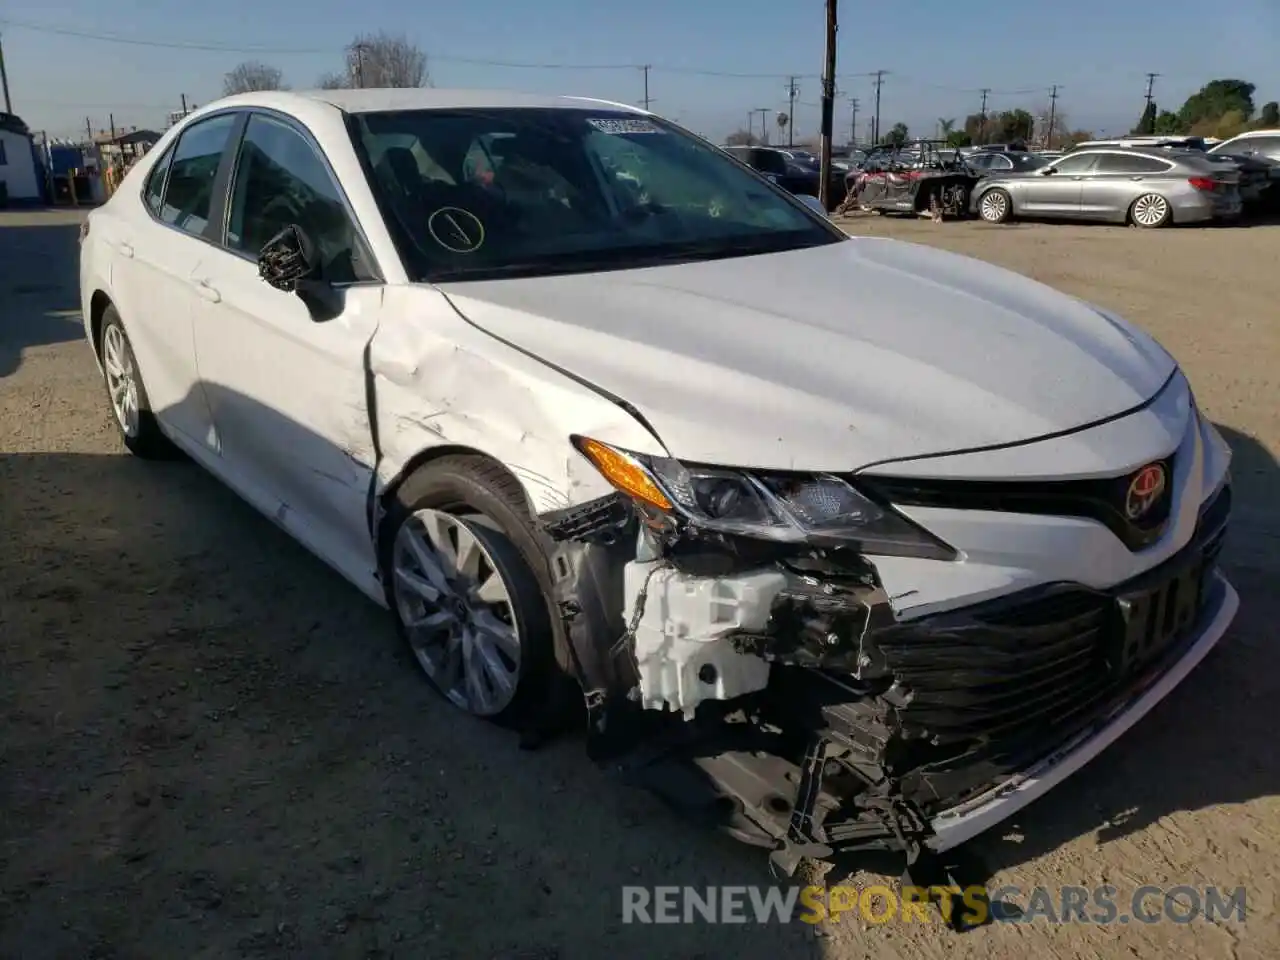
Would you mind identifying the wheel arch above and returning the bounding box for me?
[88,289,114,359]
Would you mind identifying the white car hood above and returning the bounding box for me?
[436,237,1176,471]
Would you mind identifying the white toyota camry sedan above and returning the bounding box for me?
[79,89,1237,871]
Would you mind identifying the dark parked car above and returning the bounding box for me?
[966,150,1050,174]
[722,145,847,210]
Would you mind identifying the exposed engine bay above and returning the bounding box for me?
[536,469,1232,889]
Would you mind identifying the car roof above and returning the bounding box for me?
[1221,128,1280,140]
[202,88,647,116]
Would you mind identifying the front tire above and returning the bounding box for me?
[379,456,561,729]
[98,306,177,459]
[1130,193,1171,228]
[978,187,1013,223]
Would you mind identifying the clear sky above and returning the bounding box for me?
[1,0,1276,144]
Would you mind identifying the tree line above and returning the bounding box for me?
[221,32,428,96]
[1130,79,1278,138]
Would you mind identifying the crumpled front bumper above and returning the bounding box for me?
[928,569,1238,852]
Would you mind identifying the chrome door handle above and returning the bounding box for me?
[194,279,221,303]
[117,241,134,258]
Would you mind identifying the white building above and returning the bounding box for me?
[0,111,41,204]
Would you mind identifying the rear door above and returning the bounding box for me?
[107,111,241,451]
[1080,151,1175,219]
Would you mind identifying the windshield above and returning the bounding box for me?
[348,108,841,282]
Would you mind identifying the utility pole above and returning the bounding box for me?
[180,93,188,117]
[1144,72,1159,110]
[849,97,859,147]
[354,44,366,88]
[819,0,838,209]
[641,65,651,110]
[1046,84,1059,149]
[978,88,990,144]
[0,32,12,114]
[747,111,755,142]
[785,75,800,147]
[871,69,886,145]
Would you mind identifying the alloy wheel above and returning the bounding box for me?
[102,324,140,437]
[1132,194,1170,227]
[980,190,1008,222]
[391,508,523,716]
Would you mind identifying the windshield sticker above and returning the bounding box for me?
[427,207,486,254]
[587,118,664,135]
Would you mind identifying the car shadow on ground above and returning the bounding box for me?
[0,382,830,959]
[0,219,85,378]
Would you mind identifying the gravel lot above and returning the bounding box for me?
[2,208,1278,959]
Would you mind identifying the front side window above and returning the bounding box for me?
[225,113,375,283]
[143,143,175,215]
[351,108,840,282]
[1217,135,1280,157]
[0,140,7,166]
[1052,152,1099,175]
[161,113,238,236]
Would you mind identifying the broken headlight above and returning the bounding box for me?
[572,437,956,560]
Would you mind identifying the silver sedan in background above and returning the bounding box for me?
[970,147,1242,227]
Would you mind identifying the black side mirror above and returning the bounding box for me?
[258,224,343,322]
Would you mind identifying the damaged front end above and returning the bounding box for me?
[537,438,1233,882]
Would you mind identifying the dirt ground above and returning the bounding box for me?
[1,208,1278,959]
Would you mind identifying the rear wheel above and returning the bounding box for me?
[379,456,561,728]
[99,306,177,459]
[1130,193,1171,228]
[978,188,1013,223]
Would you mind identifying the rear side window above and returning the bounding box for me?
[143,144,175,215]
[160,113,238,236]
[1094,153,1171,174]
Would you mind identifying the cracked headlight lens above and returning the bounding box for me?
[573,437,956,560]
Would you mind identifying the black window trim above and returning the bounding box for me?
[217,107,385,287]
[139,107,247,252]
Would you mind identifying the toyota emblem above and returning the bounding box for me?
[1125,464,1167,520]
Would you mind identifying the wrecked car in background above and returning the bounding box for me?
[842,139,982,218]
[80,90,1238,881]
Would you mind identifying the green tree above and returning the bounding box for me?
[1178,79,1256,128]
[945,130,972,147]
[994,109,1034,143]
[1132,101,1157,135]
[1153,111,1182,135]
[1257,101,1280,127]
[882,122,909,146]
[938,117,956,138]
